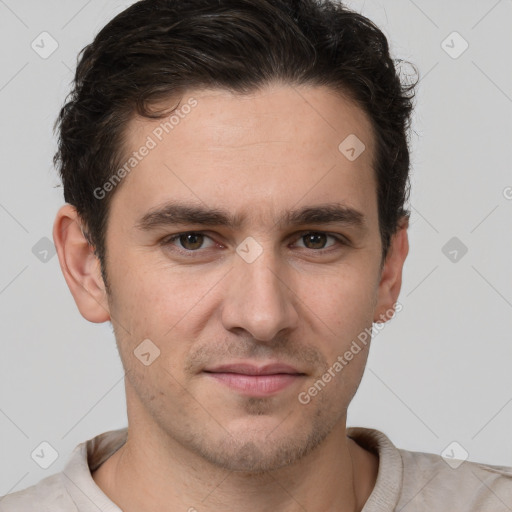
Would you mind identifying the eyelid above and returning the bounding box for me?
[292,230,349,249]
[161,231,219,254]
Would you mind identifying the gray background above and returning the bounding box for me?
[1,0,511,494]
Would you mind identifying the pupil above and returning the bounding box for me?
[305,233,326,249]
[181,233,203,250]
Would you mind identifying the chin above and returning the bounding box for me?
[188,421,331,474]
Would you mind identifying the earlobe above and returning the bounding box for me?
[373,217,409,324]
[52,204,111,323]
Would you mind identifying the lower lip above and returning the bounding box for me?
[205,372,303,396]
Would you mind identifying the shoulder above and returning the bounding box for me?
[0,428,127,512]
[398,447,512,511]
[0,472,77,512]
[348,426,512,512]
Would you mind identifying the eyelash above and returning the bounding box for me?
[160,231,349,256]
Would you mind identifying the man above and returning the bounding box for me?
[1,0,511,511]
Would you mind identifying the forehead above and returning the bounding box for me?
[111,83,378,231]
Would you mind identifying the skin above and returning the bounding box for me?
[53,83,409,512]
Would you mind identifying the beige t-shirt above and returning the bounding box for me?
[1,426,511,511]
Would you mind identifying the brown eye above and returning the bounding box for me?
[162,232,216,253]
[292,231,348,253]
[301,232,329,250]
[177,233,205,250]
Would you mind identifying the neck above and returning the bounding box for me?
[92,419,378,512]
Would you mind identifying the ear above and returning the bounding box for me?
[52,204,111,323]
[373,216,409,323]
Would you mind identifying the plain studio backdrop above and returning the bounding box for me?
[0,0,511,493]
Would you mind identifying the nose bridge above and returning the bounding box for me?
[221,240,298,341]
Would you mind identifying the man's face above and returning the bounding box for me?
[101,84,393,472]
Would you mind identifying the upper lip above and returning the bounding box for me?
[203,363,305,376]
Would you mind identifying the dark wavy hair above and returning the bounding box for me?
[54,0,416,283]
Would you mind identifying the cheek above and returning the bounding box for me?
[297,263,377,333]
[107,252,227,340]
[293,264,377,391]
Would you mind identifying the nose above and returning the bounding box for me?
[220,245,299,342]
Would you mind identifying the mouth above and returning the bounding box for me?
[203,362,307,397]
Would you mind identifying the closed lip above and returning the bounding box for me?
[203,362,305,376]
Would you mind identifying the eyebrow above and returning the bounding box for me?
[135,201,367,233]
